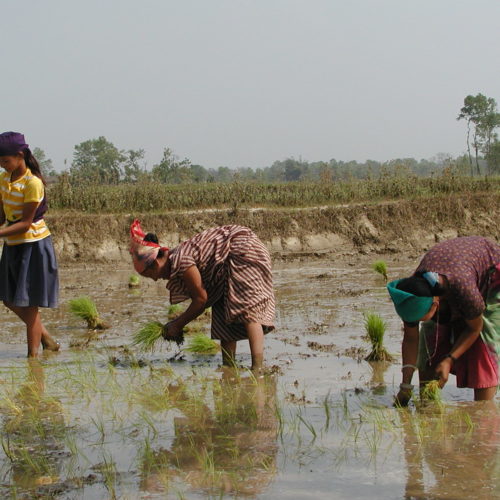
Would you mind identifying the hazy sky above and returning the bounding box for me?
[2,0,500,171]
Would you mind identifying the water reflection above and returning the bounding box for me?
[0,359,66,491]
[140,373,278,496]
[400,403,500,499]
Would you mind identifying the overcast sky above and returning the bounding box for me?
[2,0,499,171]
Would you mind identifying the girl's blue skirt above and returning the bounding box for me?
[0,236,58,308]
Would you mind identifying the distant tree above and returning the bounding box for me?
[71,137,125,183]
[151,148,192,183]
[458,94,500,175]
[123,149,146,183]
[32,147,57,177]
[486,141,500,173]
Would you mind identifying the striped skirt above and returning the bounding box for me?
[0,236,59,308]
[210,230,275,342]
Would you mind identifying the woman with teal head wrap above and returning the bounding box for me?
[387,236,500,406]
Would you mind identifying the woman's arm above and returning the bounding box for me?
[395,323,420,406]
[164,265,208,338]
[435,315,483,387]
[0,201,38,238]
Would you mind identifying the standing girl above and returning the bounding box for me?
[0,132,59,357]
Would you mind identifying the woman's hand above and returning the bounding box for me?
[162,320,184,340]
[435,356,453,388]
[394,387,413,407]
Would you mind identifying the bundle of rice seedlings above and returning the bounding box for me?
[128,274,140,288]
[184,334,219,355]
[68,296,109,330]
[421,380,441,401]
[363,311,393,362]
[132,321,184,351]
[372,260,388,282]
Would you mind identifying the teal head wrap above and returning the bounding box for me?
[386,279,433,323]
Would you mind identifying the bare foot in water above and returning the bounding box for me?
[41,331,60,351]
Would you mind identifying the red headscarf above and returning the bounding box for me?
[129,219,168,273]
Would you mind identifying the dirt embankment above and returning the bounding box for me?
[46,192,500,263]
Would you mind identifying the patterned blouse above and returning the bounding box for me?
[415,236,500,320]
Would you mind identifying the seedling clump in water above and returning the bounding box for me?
[363,312,393,362]
[68,296,110,330]
[185,334,219,354]
[128,274,140,288]
[372,260,388,282]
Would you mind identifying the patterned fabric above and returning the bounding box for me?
[416,236,500,320]
[167,225,275,341]
[129,219,162,273]
[0,168,50,245]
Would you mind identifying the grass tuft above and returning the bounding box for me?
[68,296,109,330]
[128,274,140,288]
[184,334,219,354]
[372,260,388,282]
[363,312,393,362]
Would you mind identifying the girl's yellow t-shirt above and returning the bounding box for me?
[0,168,50,245]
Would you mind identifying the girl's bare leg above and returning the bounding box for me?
[474,386,497,400]
[245,322,264,371]
[4,302,59,351]
[221,340,237,367]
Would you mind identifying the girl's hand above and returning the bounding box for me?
[435,357,453,388]
[162,320,184,340]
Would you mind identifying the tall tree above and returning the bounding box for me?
[71,137,125,183]
[151,148,192,183]
[458,94,500,175]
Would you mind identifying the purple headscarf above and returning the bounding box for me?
[0,131,29,156]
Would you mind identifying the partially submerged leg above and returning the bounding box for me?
[245,322,264,371]
[474,386,497,401]
[4,302,59,351]
[221,340,237,367]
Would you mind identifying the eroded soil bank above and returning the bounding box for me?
[46,192,500,263]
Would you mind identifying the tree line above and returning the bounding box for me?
[38,93,500,184]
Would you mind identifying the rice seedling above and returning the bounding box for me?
[68,296,109,330]
[167,304,184,319]
[420,380,441,401]
[131,321,184,351]
[371,260,388,282]
[184,334,219,355]
[363,312,393,362]
[128,274,140,288]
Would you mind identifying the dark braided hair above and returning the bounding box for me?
[22,148,46,185]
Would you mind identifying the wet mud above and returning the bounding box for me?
[0,255,498,499]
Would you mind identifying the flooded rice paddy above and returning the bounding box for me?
[0,256,498,499]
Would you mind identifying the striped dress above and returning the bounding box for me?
[166,225,275,341]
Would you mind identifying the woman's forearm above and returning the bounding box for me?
[450,325,482,359]
[173,296,207,328]
[401,324,419,384]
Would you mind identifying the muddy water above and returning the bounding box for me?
[0,257,498,499]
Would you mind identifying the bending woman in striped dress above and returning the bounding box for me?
[129,220,275,370]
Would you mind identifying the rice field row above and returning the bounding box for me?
[47,174,500,213]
